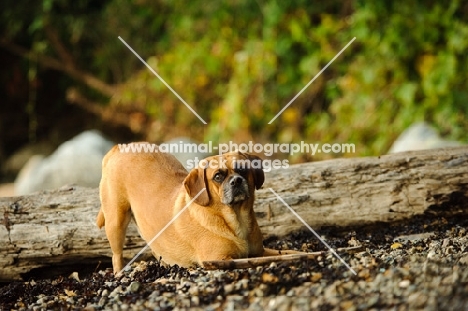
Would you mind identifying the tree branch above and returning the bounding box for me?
[43,23,76,67]
[66,88,147,135]
[202,246,364,270]
[0,39,117,97]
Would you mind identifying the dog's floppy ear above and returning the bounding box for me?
[183,165,210,206]
[245,154,265,190]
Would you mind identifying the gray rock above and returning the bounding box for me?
[15,130,113,195]
[3,141,56,177]
[389,122,462,153]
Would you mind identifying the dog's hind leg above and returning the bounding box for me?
[106,214,131,274]
[100,183,132,274]
[105,209,132,274]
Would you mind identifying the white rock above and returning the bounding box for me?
[399,279,410,288]
[389,122,461,153]
[15,130,113,195]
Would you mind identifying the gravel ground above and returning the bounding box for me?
[1,214,468,310]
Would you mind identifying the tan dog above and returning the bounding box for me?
[97,143,295,273]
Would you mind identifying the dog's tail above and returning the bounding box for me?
[96,209,105,228]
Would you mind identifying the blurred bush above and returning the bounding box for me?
[2,0,468,161]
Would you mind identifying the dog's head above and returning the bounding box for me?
[183,152,264,207]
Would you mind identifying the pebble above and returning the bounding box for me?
[427,250,437,259]
[98,297,107,307]
[394,232,435,241]
[224,283,235,294]
[129,281,141,293]
[2,215,468,310]
[270,296,292,311]
[191,296,200,306]
[109,285,123,298]
[366,295,379,307]
[398,279,410,288]
[408,292,427,308]
[442,238,451,248]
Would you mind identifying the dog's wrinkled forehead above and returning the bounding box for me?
[204,152,248,171]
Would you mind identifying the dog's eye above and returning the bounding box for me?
[213,172,225,183]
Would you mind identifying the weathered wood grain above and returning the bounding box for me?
[0,186,149,282]
[1,146,467,281]
[256,146,468,236]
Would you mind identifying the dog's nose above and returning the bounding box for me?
[230,175,243,186]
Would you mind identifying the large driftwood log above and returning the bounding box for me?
[257,146,468,236]
[1,147,467,281]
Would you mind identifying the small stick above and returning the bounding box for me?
[202,245,364,270]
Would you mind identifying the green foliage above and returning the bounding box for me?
[323,0,468,156]
[3,0,468,160]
